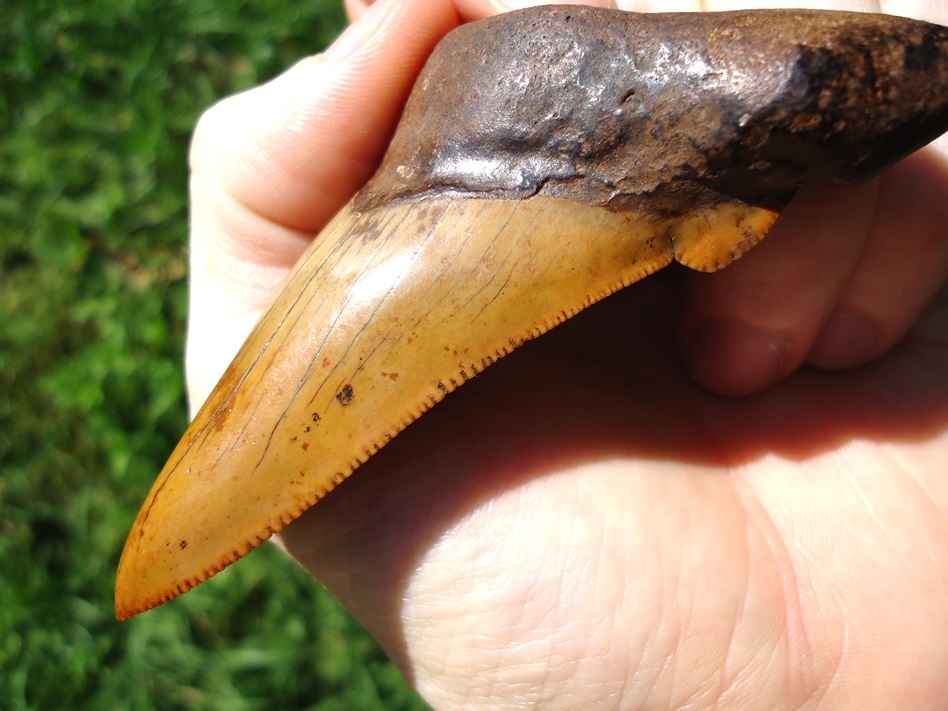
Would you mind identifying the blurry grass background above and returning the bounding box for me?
[0,0,427,708]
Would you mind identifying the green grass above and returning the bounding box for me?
[0,1,427,708]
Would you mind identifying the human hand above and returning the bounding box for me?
[187,0,948,708]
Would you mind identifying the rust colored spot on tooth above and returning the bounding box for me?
[335,384,355,406]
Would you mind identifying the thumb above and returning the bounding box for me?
[186,0,461,410]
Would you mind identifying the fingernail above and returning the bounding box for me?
[809,310,876,368]
[681,320,792,396]
[324,0,391,61]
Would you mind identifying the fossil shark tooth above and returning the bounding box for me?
[116,7,948,620]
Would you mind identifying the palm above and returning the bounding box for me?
[280,263,948,708]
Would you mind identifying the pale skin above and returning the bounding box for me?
[186,0,948,708]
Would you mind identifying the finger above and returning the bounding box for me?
[346,0,615,23]
[344,0,369,19]
[346,0,494,23]
[191,0,460,236]
[677,179,879,396]
[186,0,461,408]
[882,0,948,25]
[809,149,948,368]
[347,0,710,24]
[704,0,879,10]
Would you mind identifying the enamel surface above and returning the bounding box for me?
[115,194,777,619]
